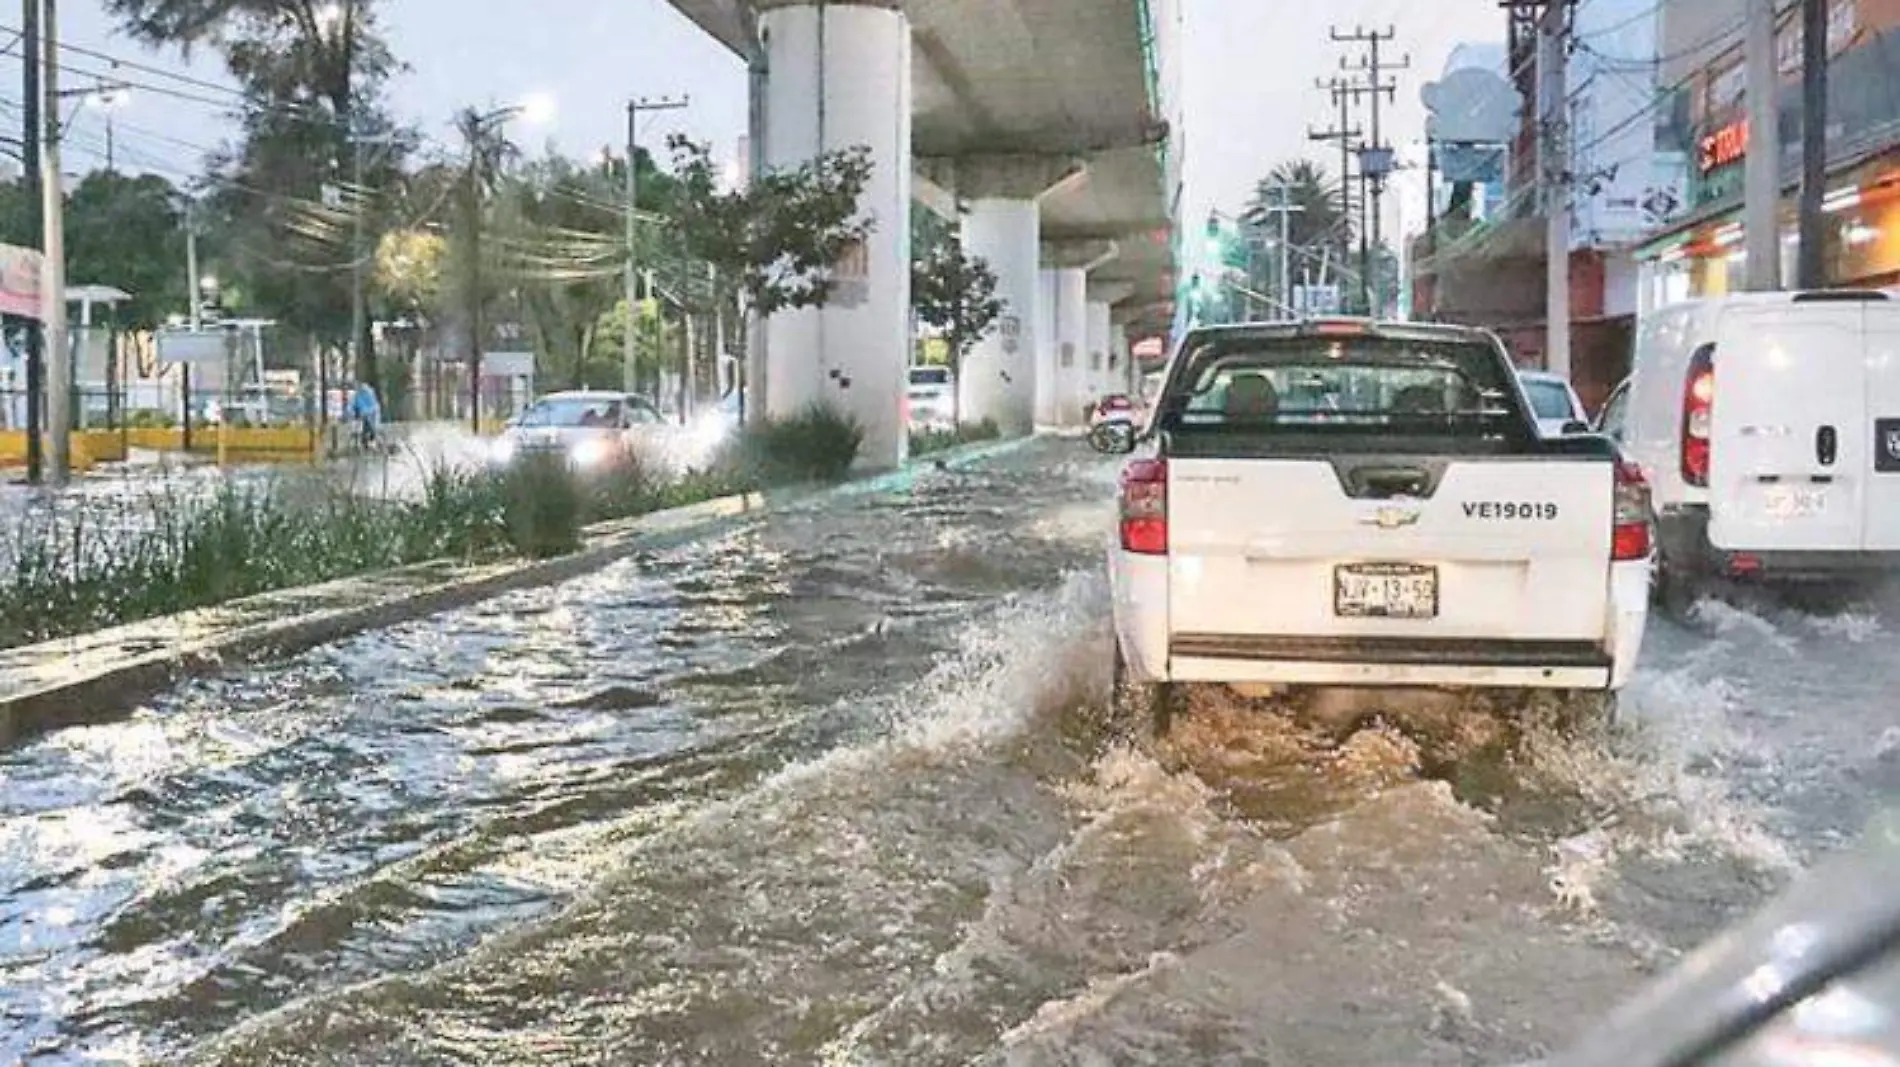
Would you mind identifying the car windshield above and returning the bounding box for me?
[1165,335,1522,438]
[909,367,950,387]
[518,397,624,428]
[1522,378,1577,420]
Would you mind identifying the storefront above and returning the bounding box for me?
[1636,148,1900,308]
[1638,0,1900,307]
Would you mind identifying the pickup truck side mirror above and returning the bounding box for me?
[1089,421,1138,455]
[1561,419,1590,435]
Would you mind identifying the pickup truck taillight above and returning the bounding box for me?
[1681,344,1714,488]
[1612,459,1653,562]
[1119,457,1168,555]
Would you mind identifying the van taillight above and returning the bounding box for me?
[1119,457,1168,555]
[1681,345,1714,488]
[1613,459,1653,562]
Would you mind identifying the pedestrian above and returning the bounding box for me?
[347,380,383,450]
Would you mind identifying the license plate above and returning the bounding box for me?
[1334,563,1438,619]
[1763,485,1826,519]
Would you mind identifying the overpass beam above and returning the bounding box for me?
[758,0,912,470]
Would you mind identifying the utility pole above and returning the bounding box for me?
[183,197,198,452]
[41,0,68,484]
[1797,0,1829,288]
[21,0,41,483]
[1742,0,1780,290]
[1308,77,1363,312]
[351,133,368,391]
[1538,2,1573,380]
[1332,25,1408,318]
[624,95,688,396]
[463,125,483,434]
[1263,182,1304,315]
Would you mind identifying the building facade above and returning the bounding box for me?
[1637,0,1900,306]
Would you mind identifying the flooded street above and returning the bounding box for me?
[2,437,1896,1065]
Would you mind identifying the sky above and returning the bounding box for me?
[2,0,1505,239]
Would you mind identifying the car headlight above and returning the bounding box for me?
[570,438,612,468]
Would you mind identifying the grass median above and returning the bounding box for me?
[0,406,866,651]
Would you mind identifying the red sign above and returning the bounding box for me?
[1699,120,1749,173]
[0,243,42,320]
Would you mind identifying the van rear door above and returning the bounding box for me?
[1859,305,1900,551]
[1708,302,1867,553]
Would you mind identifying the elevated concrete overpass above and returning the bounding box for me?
[664,0,1182,465]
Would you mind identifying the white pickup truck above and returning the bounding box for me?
[1098,319,1652,735]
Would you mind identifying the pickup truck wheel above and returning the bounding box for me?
[1111,641,1178,739]
[1557,691,1619,736]
[1654,559,1702,623]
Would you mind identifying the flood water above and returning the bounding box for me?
[1,438,1895,1065]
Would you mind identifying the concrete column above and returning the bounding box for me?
[1084,300,1113,409]
[959,198,1039,435]
[1035,269,1059,426]
[1051,268,1088,427]
[759,1,912,469]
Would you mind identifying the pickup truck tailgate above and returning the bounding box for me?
[1167,456,1614,643]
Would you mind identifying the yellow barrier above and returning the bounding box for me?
[185,426,319,461]
[0,430,102,473]
[125,427,182,452]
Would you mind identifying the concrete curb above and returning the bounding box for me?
[0,433,1042,749]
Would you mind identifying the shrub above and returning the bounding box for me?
[909,418,1002,459]
[497,451,586,559]
[719,404,864,485]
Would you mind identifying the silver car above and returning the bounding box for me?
[490,391,669,471]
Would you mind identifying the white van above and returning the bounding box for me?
[1599,290,1900,605]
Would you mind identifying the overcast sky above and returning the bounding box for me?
[8,0,1505,236]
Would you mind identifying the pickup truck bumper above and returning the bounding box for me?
[1111,550,1646,692]
[1168,635,1612,689]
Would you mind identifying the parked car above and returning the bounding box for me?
[1095,318,1651,735]
[489,390,669,472]
[1518,369,1590,437]
[1088,393,1141,428]
[907,365,955,430]
[1602,289,1900,610]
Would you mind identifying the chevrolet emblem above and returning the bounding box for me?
[1360,504,1423,529]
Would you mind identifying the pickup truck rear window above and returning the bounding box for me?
[1161,336,1528,441]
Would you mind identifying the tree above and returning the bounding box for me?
[65,172,191,330]
[1241,159,1354,312]
[661,134,873,422]
[910,218,1002,426]
[0,171,187,330]
[499,147,676,392]
[447,107,522,424]
[107,0,410,389]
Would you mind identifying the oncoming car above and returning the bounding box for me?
[490,390,669,472]
[1097,319,1652,735]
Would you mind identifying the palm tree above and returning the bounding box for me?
[1240,159,1356,310]
[451,108,522,428]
